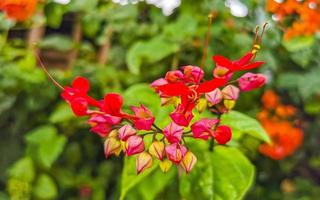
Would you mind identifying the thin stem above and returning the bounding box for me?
[258,22,268,45]
[35,53,64,90]
[140,132,155,137]
[200,12,215,69]
[152,123,163,132]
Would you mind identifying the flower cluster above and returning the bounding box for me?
[0,0,38,21]
[258,90,303,160]
[266,0,320,40]
[59,48,266,174]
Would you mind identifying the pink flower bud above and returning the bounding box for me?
[180,151,197,173]
[191,118,219,140]
[205,88,223,105]
[212,125,232,145]
[163,122,184,143]
[90,124,112,137]
[104,137,122,158]
[165,70,184,83]
[149,141,165,161]
[150,78,168,88]
[136,152,153,174]
[131,105,155,131]
[238,72,266,92]
[182,65,204,84]
[165,143,187,164]
[118,124,136,141]
[125,135,145,156]
[222,85,240,100]
[170,104,194,127]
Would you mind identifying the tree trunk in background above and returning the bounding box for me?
[68,14,82,68]
[97,27,113,66]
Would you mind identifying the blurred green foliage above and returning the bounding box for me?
[0,0,320,199]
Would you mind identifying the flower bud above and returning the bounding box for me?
[165,143,187,164]
[182,65,204,84]
[205,88,223,105]
[191,118,219,140]
[109,129,118,138]
[213,125,232,145]
[131,105,155,131]
[163,122,184,143]
[149,141,165,161]
[238,72,266,92]
[159,159,172,173]
[118,124,136,141]
[125,135,145,156]
[224,99,236,110]
[136,152,153,174]
[180,151,197,173]
[222,85,240,100]
[196,98,207,113]
[165,70,184,83]
[104,137,122,158]
[90,124,112,138]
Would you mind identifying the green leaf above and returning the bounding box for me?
[297,68,320,100]
[120,156,158,200]
[277,73,301,89]
[67,0,99,12]
[221,111,270,143]
[125,168,176,200]
[25,125,67,168]
[123,84,172,127]
[282,36,314,52]
[49,103,74,123]
[8,157,35,182]
[126,36,179,74]
[180,146,255,200]
[33,174,58,199]
[45,3,65,28]
[39,35,74,52]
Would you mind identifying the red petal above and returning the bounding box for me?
[212,55,233,68]
[72,76,90,93]
[157,83,189,96]
[241,61,264,71]
[235,52,254,66]
[103,93,123,116]
[70,97,88,116]
[197,78,227,94]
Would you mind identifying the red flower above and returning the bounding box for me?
[61,77,100,116]
[0,0,38,21]
[153,66,227,126]
[212,52,264,78]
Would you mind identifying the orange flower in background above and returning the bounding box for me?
[258,90,303,160]
[0,0,38,21]
[259,120,303,160]
[261,89,279,110]
[266,0,320,40]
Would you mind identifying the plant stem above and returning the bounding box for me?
[200,12,216,69]
[152,123,163,132]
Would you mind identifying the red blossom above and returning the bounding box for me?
[212,52,264,78]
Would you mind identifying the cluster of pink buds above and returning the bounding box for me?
[46,22,269,174]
